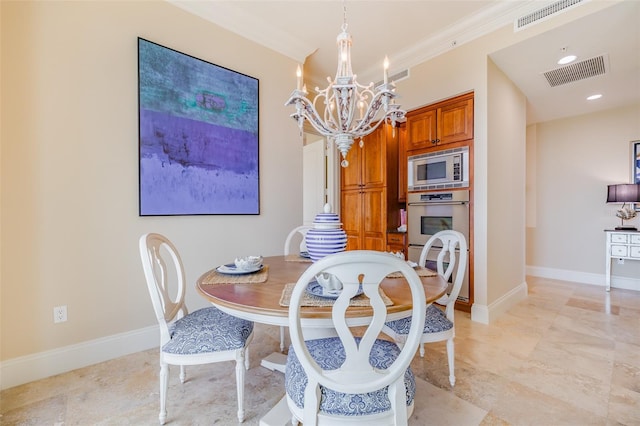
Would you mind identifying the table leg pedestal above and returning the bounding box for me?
[260,352,287,373]
[259,395,292,426]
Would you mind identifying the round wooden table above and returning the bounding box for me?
[196,255,448,328]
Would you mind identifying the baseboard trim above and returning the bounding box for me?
[0,325,158,390]
[526,265,640,291]
[471,281,528,324]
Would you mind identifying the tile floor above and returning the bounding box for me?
[1,276,639,425]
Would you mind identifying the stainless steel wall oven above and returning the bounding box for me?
[407,190,470,302]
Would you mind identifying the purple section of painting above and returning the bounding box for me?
[140,109,259,215]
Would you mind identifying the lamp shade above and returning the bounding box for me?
[607,184,640,203]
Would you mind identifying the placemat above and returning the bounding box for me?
[387,267,437,278]
[279,283,393,307]
[200,265,269,285]
[284,254,313,263]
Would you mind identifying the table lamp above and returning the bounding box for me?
[607,184,640,230]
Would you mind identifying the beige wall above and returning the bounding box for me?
[526,105,640,279]
[486,59,527,303]
[1,1,302,361]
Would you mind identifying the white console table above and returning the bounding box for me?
[605,229,640,291]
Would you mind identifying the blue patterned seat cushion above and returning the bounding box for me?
[285,337,415,416]
[385,304,453,335]
[162,307,253,355]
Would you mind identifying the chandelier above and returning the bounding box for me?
[285,3,405,167]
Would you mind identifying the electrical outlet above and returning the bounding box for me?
[53,305,67,323]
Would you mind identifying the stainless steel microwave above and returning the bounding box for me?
[407,147,469,191]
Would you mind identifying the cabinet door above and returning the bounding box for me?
[437,96,473,145]
[339,125,396,252]
[398,125,407,202]
[341,190,362,251]
[341,188,387,251]
[341,127,387,188]
[360,128,386,188]
[361,187,387,251]
[407,108,437,151]
[340,144,363,191]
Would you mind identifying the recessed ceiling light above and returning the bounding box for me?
[557,55,577,65]
[587,94,602,100]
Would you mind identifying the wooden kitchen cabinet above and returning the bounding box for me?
[402,92,475,311]
[342,187,387,251]
[407,92,473,152]
[340,125,398,251]
[341,129,387,191]
[398,124,407,202]
[386,232,407,258]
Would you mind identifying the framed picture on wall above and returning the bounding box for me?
[633,140,640,211]
[138,38,259,216]
[633,140,640,184]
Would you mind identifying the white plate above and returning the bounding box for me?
[306,280,363,300]
[216,263,264,275]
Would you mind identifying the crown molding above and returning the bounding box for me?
[168,0,315,63]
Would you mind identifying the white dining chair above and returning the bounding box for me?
[139,233,254,424]
[279,225,312,352]
[284,225,311,256]
[283,250,426,426]
[383,229,467,387]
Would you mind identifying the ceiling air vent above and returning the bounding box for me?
[542,54,608,87]
[515,0,586,31]
[374,69,410,88]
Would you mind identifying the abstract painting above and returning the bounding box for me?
[138,38,259,215]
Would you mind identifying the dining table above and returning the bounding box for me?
[196,254,447,365]
[196,253,448,424]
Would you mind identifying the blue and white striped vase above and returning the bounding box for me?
[305,204,347,262]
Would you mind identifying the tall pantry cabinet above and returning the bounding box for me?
[340,124,399,251]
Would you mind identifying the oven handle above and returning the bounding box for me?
[408,201,468,206]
